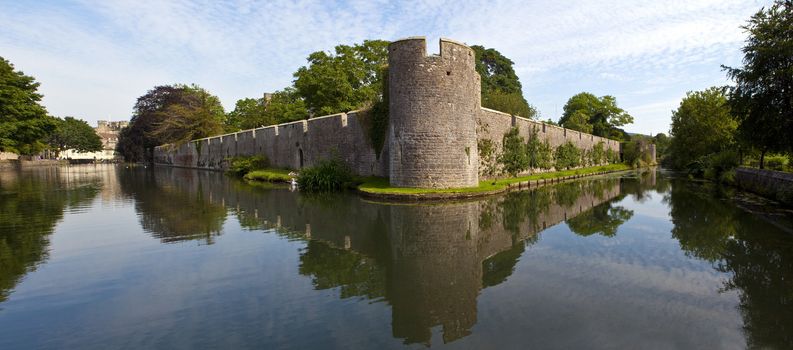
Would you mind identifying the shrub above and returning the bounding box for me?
[765,155,788,171]
[478,138,498,179]
[498,127,528,177]
[526,129,553,170]
[227,155,269,176]
[297,158,353,192]
[555,142,581,170]
[591,141,606,165]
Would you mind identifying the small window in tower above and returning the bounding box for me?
[446,71,451,76]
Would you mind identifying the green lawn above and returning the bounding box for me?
[358,163,632,195]
[243,168,294,183]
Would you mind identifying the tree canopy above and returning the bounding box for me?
[725,0,793,164]
[668,87,737,169]
[471,45,537,118]
[294,40,389,116]
[559,92,633,140]
[0,57,56,155]
[117,84,225,162]
[48,116,103,154]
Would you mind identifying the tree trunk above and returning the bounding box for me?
[759,149,767,169]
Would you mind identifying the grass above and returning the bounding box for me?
[358,163,632,195]
[243,168,293,183]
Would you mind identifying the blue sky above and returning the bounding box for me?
[0,0,772,134]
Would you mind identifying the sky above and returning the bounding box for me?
[0,0,773,135]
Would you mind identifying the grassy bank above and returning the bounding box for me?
[358,163,632,195]
[243,168,293,183]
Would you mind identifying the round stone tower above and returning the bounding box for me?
[388,37,480,188]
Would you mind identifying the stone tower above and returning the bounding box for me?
[388,37,480,188]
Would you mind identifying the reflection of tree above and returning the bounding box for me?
[482,243,525,287]
[566,203,633,237]
[0,169,100,302]
[666,179,793,349]
[118,168,227,244]
[298,240,386,300]
[666,181,736,262]
[500,188,551,236]
[554,182,582,207]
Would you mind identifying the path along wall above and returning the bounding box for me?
[154,111,389,176]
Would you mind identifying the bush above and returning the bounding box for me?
[555,142,581,170]
[297,158,353,192]
[228,155,269,176]
[498,127,528,177]
[765,155,788,171]
[526,129,553,170]
[243,169,292,183]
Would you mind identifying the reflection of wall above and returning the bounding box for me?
[142,168,624,345]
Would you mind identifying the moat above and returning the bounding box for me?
[1,165,792,349]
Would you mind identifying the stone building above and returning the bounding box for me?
[154,37,629,188]
[61,120,128,160]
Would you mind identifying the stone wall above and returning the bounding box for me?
[153,37,625,188]
[388,37,480,188]
[735,167,793,206]
[477,108,621,175]
[154,111,388,176]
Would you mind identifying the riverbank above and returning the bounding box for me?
[734,167,793,206]
[0,159,68,170]
[357,163,633,200]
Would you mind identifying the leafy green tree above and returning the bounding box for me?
[668,87,737,169]
[263,88,309,124]
[117,84,225,162]
[653,133,671,160]
[294,40,389,116]
[526,129,553,170]
[559,92,633,139]
[226,98,270,131]
[472,45,537,118]
[48,117,103,155]
[0,57,57,155]
[725,1,793,168]
[148,85,225,147]
[564,110,593,134]
[555,141,581,170]
[498,127,528,176]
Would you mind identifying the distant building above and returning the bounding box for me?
[61,120,129,161]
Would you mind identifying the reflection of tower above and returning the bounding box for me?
[388,37,480,188]
[388,202,481,345]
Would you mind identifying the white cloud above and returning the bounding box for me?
[0,0,772,132]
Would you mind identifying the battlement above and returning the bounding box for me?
[388,37,475,68]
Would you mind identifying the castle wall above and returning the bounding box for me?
[154,112,388,176]
[388,37,480,188]
[154,37,625,186]
[478,108,621,176]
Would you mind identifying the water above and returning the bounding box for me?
[1,165,791,349]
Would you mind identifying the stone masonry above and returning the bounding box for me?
[154,37,623,189]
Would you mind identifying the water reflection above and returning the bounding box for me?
[0,167,101,302]
[665,179,793,348]
[133,167,627,345]
[1,166,792,349]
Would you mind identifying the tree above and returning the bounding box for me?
[555,142,581,170]
[472,45,537,118]
[294,40,389,116]
[263,88,309,124]
[668,87,737,169]
[498,127,528,176]
[226,98,270,131]
[724,1,793,168]
[117,84,225,162]
[559,92,633,139]
[48,117,103,155]
[148,85,225,147]
[0,57,57,155]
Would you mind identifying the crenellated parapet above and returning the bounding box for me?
[388,37,481,188]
